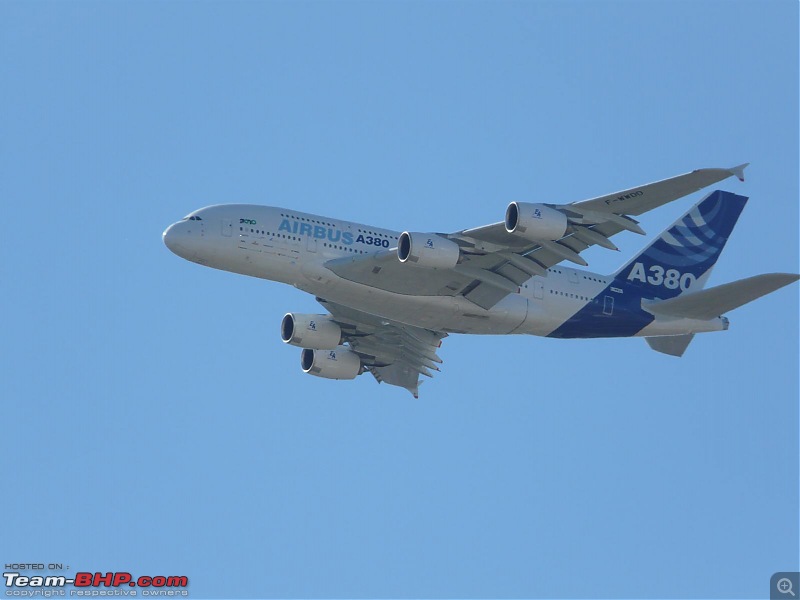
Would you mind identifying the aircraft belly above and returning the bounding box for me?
[517,298,571,336]
[203,238,298,284]
[299,264,529,334]
[460,294,530,334]
[320,284,461,330]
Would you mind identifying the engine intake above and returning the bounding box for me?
[281,313,342,349]
[397,232,460,269]
[505,202,568,242]
[301,346,361,380]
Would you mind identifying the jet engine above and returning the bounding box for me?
[397,232,460,268]
[505,202,568,242]
[281,313,342,350]
[301,346,361,380]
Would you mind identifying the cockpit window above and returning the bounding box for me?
[188,216,203,221]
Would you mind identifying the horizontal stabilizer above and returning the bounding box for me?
[643,273,800,320]
[646,334,695,357]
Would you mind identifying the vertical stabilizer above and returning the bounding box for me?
[614,190,748,299]
[645,334,695,356]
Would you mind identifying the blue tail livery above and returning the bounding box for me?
[548,191,755,340]
[614,190,748,299]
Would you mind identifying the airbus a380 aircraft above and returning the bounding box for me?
[163,165,798,397]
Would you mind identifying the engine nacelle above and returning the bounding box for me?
[281,313,342,349]
[505,202,568,242]
[397,232,460,268]
[301,346,361,380]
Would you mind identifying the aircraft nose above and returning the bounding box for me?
[162,222,181,255]
[162,219,209,263]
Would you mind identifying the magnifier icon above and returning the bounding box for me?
[778,578,796,597]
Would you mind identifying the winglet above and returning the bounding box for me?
[729,163,749,182]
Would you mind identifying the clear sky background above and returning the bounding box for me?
[1,2,797,598]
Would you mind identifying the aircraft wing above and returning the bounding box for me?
[326,165,748,310]
[317,297,446,398]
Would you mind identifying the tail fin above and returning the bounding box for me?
[646,334,695,357]
[614,190,748,299]
[642,273,800,320]
[643,273,799,357]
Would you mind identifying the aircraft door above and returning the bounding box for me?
[307,236,317,253]
[603,296,614,315]
[533,280,544,300]
[222,218,232,237]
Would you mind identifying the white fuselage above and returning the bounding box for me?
[162,204,724,338]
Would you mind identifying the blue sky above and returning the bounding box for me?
[1,1,797,598]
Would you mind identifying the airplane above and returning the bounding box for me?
[163,164,799,397]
